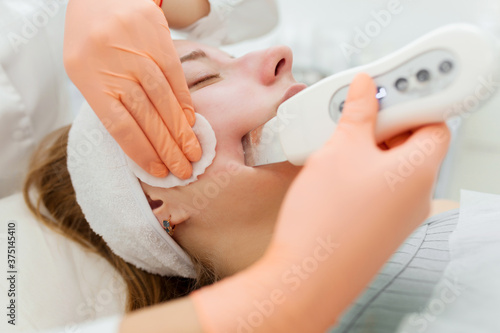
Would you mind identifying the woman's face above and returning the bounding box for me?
[176,39,307,163]
[142,40,306,277]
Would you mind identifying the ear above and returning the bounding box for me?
[140,182,192,228]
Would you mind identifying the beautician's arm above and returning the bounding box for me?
[120,298,203,332]
[119,74,451,333]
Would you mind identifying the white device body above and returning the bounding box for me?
[276,24,499,165]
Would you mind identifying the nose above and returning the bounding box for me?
[237,45,294,86]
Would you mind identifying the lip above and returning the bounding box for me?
[279,83,308,106]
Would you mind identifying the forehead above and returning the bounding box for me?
[173,40,232,61]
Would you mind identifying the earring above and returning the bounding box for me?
[162,219,175,236]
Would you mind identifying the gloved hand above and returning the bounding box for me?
[190,73,451,332]
[64,0,202,179]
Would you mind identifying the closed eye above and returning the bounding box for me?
[190,74,221,88]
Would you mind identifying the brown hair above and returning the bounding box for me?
[23,125,219,312]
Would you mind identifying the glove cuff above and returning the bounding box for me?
[152,0,163,7]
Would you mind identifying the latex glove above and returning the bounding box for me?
[191,73,451,332]
[64,0,202,179]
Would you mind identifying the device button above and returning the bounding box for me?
[417,69,431,82]
[395,78,409,92]
[439,60,453,74]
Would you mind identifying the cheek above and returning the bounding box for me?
[192,82,274,141]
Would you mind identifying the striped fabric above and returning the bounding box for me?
[329,209,460,333]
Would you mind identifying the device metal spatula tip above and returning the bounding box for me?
[242,117,287,167]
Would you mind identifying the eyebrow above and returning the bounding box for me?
[180,49,208,63]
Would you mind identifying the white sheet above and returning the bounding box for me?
[0,193,125,332]
[396,190,500,333]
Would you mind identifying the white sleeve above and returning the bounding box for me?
[175,0,279,46]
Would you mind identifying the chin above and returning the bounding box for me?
[257,161,302,185]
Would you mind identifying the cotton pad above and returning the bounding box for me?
[127,113,217,188]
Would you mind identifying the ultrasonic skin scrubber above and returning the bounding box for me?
[243,24,500,167]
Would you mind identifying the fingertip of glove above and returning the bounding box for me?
[336,73,378,132]
[186,143,203,163]
[398,123,452,173]
[347,73,377,101]
[184,108,196,126]
[175,161,193,180]
[408,123,451,147]
[149,162,169,178]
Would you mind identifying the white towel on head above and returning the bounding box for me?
[67,102,196,278]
